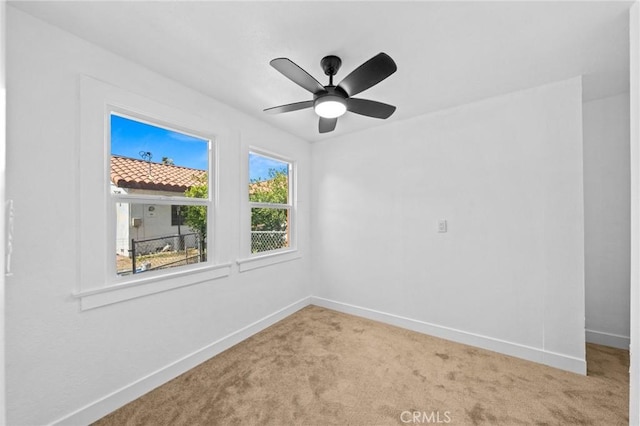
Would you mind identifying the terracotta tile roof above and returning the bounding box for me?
[249,179,275,195]
[111,155,206,193]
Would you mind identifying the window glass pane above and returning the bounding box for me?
[251,207,289,253]
[249,153,289,204]
[110,114,209,198]
[171,205,185,226]
[115,202,207,275]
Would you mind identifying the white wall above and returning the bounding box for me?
[0,0,6,422]
[6,8,311,425]
[628,2,639,423]
[311,77,586,373]
[583,93,631,349]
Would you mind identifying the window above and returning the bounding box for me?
[110,113,210,276]
[171,205,186,226]
[77,76,230,310]
[248,151,294,254]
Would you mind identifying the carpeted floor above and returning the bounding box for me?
[94,305,629,425]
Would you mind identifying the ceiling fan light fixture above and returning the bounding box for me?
[314,95,347,118]
[265,53,397,132]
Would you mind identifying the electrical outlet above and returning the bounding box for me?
[438,219,447,233]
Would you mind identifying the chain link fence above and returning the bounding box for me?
[122,233,205,275]
[117,231,285,275]
[251,231,288,253]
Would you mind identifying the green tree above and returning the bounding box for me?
[250,168,288,234]
[183,174,208,260]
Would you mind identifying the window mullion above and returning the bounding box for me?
[113,193,209,206]
[249,202,291,209]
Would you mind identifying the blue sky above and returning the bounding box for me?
[110,114,209,171]
[111,114,287,181]
[249,153,288,182]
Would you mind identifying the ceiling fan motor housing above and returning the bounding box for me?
[314,85,348,100]
[321,55,342,76]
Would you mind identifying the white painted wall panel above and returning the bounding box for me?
[583,93,631,349]
[0,0,6,422]
[311,77,586,371]
[628,3,639,423]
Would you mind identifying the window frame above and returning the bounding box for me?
[237,147,299,271]
[106,109,213,282]
[75,76,231,310]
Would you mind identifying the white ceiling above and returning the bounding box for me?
[11,1,632,142]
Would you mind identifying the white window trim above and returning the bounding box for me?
[237,147,299,271]
[75,75,230,310]
[75,262,232,310]
[236,250,301,272]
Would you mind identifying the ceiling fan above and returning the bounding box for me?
[264,52,397,134]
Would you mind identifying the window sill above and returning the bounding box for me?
[74,262,232,310]
[236,249,301,272]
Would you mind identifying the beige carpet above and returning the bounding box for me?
[94,305,629,425]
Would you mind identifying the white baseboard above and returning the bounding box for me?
[310,296,586,375]
[586,329,630,350]
[51,296,312,426]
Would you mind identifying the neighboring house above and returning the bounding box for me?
[110,155,206,256]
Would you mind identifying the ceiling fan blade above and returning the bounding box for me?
[319,117,337,133]
[264,100,314,114]
[270,58,326,94]
[347,98,396,119]
[337,52,397,97]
